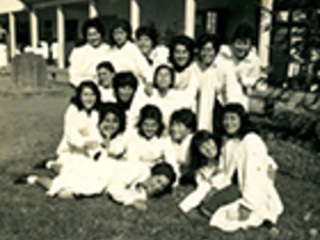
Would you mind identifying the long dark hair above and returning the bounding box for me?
[70,81,101,113]
[169,35,195,72]
[99,102,126,139]
[136,104,165,138]
[112,72,138,111]
[189,130,221,172]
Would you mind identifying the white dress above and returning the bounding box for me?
[106,41,152,83]
[47,133,128,196]
[56,105,100,165]
[98,86,116,103]
[68,43,110,87]
[209,133,284,231]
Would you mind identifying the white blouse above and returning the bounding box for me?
[56,104,100,158]
[68,43,110,87]
[107,41,152,83]
[98,86,116,103]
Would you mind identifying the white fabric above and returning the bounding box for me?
[98,86,116,103]
[56,105,100,164]
[107,41,152,83]
[210,133,284,231]
[0,43,8,67]
[149,45,169,68]
[214,45,262,110]
[68,43,110,87]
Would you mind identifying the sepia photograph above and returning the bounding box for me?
[0,0,319,239]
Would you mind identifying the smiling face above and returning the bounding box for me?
[80,87,97,110]
[137,35,153,57]
[199,42,216,66]
[155,68,172,90]
[113,27,128,47]
[99,112,120,138]
[231,38,252,60]
[222,112,241,136]
[199,139,218,159]
[173,44,190,67]
[141,118,159,139]
[87,27,102,48]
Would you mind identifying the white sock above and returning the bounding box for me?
[46,161,54,169]
[27,175,38,185]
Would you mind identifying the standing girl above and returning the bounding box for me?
[68,18,110,87]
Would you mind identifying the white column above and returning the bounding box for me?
[258,0,274,68]
[130,0,140,36]
[184,0,196,38]
[30,9,39,51]
[57,5,65,69]
[8,12,16,59]
[89,0,98,18]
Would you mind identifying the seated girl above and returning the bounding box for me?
[112,71,148,132]
[126,104,176,170]
[179,130,222,212]
[191,104,283,232]
[148,64,195,131]
[15,102,128,198]
[40,81,102,172]
[96,61,116,103]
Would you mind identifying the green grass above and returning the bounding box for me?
[0,84,319,240]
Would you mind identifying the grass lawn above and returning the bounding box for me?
[0,83,319,240]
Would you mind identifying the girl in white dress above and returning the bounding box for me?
[16,102,129,198]
[149,65,194,131]
[127,104,176,170]
[42,81,102,172]
[107,19,152,85]
[96,61,116,103]
[189,104,283,232]
[68,18,110,87]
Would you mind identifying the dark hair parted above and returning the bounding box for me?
[82,18,105,42]
[99,102,126,139]
[153,64,175,89]
[190,130,222,171]
[222,103,256,139]
[231,23,255,44]
[109,19,132,46]
[70,81,101,112]
[170,108,197,133]
[151,162,176,196]
[96,61,115,73]
[112,72,138,110]
[136,104,165,138]
[196,33,221,55]
[135,24,159,48]
[169,35,195,72]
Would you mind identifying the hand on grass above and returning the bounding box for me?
[131,200,147,211]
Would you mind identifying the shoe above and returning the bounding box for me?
[14,174,29,184]
[34,159,50,169]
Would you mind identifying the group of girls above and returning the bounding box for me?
[16,17,283,233]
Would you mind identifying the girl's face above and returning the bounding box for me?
[98,68,114,88]
[80,87,97,110]
[118,85,134,103]
[141,118,159,139]
[113,27,128,47]
[99,112,120,138]
[143,175,170,196]
[199,139,217,159]
[156,68,172,90]
[137,35,153,57]
[223,112,241,136]
[170,121,189,143]
[200,42,216,66]
[87,27,102,48]
[231,39,252,60]
[173,44,190,67]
